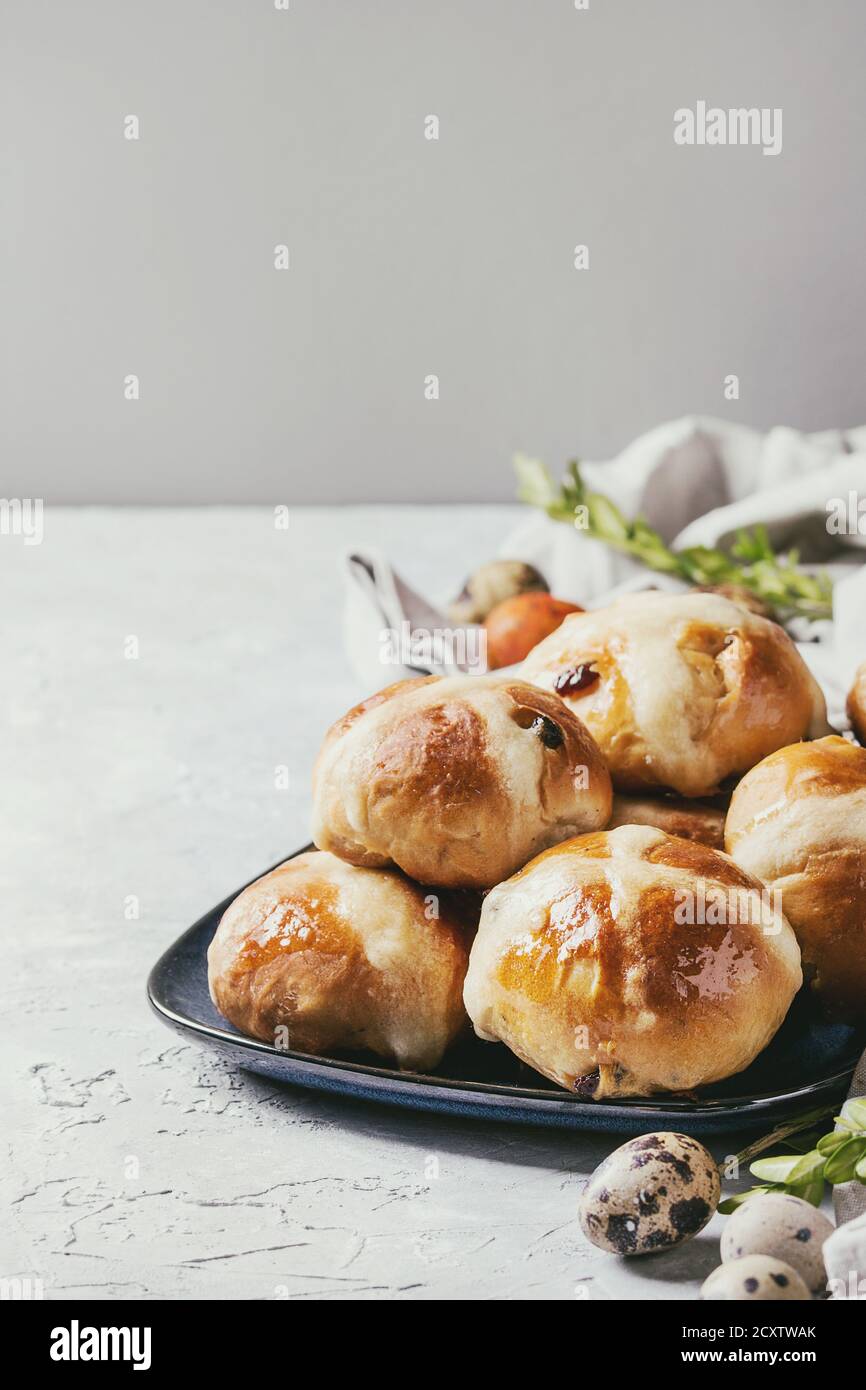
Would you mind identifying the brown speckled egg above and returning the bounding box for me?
[579,1132,720,1256]
[702,1254,811,1301]
[720,1192,833,1295]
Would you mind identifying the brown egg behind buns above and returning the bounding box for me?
[208,850,476,1070]
[463,825,802,1098]
[312,674,612,889]
[521,591,832,798]
[483,593,583,669]
[725,736,866,1018]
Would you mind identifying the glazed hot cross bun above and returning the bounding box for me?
[312,675,612,889]
[208,850,476,1070]
[725,735,866,1018]
[521,591,831,798]
[463,825,802,1097]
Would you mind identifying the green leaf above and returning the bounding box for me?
[753,525,775,560]
[817,1130,852,1157]
[855,1154,866,1183]
[718,1186,774,1214]
[678,547,733,582]
[730,526,774,564]
[631,517,659,545]
[513,454,560,511]
[788,1175,826,1208]
[840,1097,866,1133]
[823,1138,866,1185]
[585,493,630,541]
[750,1154,804,1183]
[785,1150,825,1186]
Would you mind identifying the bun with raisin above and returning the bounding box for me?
[521,592,831,798]
[312,675,612,890]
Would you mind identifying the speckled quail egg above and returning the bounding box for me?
[702,1254,810,1301]
[578,1132,721,1256]
[720,1192,833,1295]
[447,559,548,624]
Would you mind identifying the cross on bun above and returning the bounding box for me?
[725,735,866,1018]
[208,850,476,1070]
[463,825,802,1097]
[521,592,831,798]
[312,675,612,890]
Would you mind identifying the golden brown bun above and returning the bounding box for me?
[312,674,612,890]
[608,794,726,849]
[208,850,476,1071]
[521,592,831,798]
[847,662,866,745]
[725,736,866,1018]
[463,825,802,1097]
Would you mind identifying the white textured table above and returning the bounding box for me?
[4,506,745,1301]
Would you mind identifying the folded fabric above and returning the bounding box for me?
[344,549,486,690]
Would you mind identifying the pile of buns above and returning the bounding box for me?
[208,592,866,1100]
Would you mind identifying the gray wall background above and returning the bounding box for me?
[3,0,865,504]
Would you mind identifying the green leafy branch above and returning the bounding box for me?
[719,1096,866,1213]
[514,455,833,623]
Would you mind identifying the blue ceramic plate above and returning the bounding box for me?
[147,849,864,1136]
